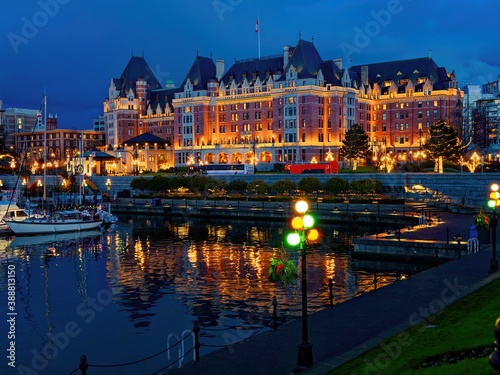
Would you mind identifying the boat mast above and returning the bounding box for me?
[43,93,47,210]
[80,130,84,205]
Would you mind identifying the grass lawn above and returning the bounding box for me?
[339,166,377,173]
[328,278,500,375]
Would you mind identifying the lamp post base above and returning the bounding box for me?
[294,342,313,373]
[490,258,498,272]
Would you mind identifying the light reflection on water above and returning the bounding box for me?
[0,216,423,374]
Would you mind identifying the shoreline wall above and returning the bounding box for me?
[11,172,500,209]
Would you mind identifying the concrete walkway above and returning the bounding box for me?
[167,211,500,375]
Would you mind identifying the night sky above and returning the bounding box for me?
[1,0,499,129]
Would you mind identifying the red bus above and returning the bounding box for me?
[285,161,339,174]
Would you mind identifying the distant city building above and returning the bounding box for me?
[463,84,482,146]
[473,98,500,152]
[0,105,42,152]
[482,75,500,96]
[93,115,106,132]
[104,39,462,169]
[469,76,500,154]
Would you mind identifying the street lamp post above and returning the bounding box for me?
[133,148,138,175]
[286,200,319,371]
[106,178,111,202]
[488,184,499,272]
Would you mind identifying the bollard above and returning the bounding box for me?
[454,234,462,259]
[79,355,88,375]
[489,317,500,370]
[272,296,278,331]
[328,278,334,309]
[373,272,378,291]
[193,321,200,362]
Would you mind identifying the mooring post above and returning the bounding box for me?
[328,278,334,308]
[272,295,278,331]
[193,321,200,362]
[79,355,88,375]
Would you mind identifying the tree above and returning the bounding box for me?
[339,124,371,170]
[423,120,462,173]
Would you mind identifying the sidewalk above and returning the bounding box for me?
[167,211,500,375]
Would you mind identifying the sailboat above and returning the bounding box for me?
[4,95,104,235]
[5,209,103,235]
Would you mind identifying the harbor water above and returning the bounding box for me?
[0,215,430,374]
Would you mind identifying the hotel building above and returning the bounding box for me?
[104,39,463,171]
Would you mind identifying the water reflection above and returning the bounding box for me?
[0,216,420,374]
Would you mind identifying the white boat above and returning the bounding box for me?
[0,191,33,232]
[5,210,103,235]
[96,204,118,224]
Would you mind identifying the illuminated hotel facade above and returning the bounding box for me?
[104,39,463,171]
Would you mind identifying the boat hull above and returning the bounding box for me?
[6,219,103,235]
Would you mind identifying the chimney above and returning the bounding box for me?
[361,66,369,86]
[216,58,225,80]
[333,58,342,70]
[283,45,290,69]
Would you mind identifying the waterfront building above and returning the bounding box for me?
[14,126,106,174]
[104,39,463,170]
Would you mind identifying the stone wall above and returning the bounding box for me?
[8,172,500,209]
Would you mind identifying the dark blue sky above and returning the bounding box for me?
[1,0,499,129]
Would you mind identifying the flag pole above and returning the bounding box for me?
[256,16,260,59]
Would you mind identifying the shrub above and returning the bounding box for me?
[227,179,248,192]
[297,177,322,194]
[247,180,270,195]
[324,177,349,194]
[271,180,297,195]
[349,179,383,194]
